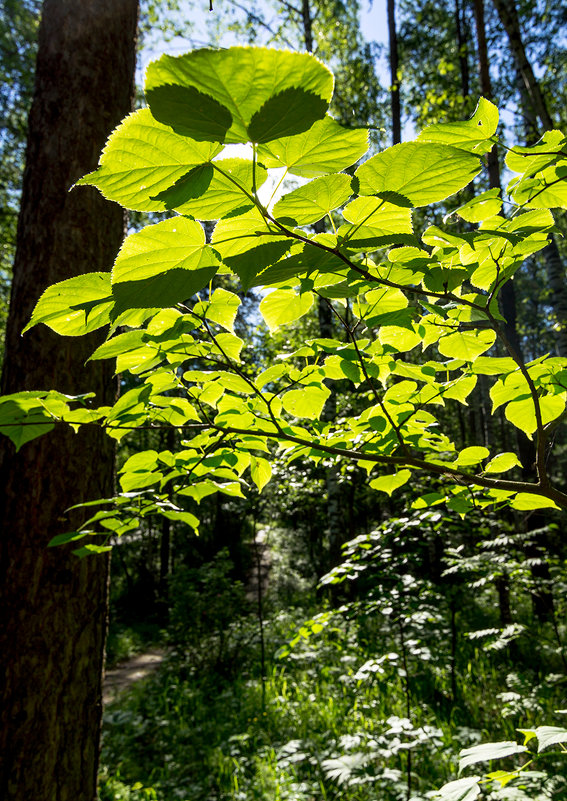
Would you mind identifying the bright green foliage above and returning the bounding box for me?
[3,45,567,548]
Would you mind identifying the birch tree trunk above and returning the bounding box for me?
[0,1,137,799]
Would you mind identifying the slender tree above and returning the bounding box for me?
[387,0,402,144]
[0,1,138,799]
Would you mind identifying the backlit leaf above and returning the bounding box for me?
[250,456,272,492]
[260,289,314,332]
[153,158,267,220]
[484,452,522,474]
[438,330,496,361]
[370,469,412,496]
[76,108,222,211]
[282,385,330,419]
[145,47,333,144]
[273,173,352,225]
[418,97,498,154]
[23,273,113,336]
[505,394,566,436]
[510,493,559,511]
[111,217,219,313]
[258,115,368,177]
[355,142,481,207]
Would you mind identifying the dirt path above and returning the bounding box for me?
[103,649,166,705]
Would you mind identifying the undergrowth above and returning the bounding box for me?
[98,600,566,801]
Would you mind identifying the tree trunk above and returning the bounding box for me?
[387,0,401,145]
[472,0,501,189]
[0,1,137,799]
[490,0,553,131]
[455,0,470,103]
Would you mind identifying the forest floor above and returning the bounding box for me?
[103,648,166,705]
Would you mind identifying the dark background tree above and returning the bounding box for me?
[0,1,138,798]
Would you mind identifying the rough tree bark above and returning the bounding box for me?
[0,1,138,799]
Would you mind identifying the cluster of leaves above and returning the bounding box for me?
[1,45,567,549]
[436,725,567,800]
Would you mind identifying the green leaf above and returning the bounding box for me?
[510,493,559,511]
[198,288,241,333]
[258,115,368,177]
[418,97,499,154]
[438,330,496,361]
[370,469,412,496]
[434,777,481,801]
[505,131,567,176]
[340,197,414,249]
[273,173,352,225]
[212,209,292,289]
[455,446,489,467]
[48,530,90,547]
[454,188,502,222]
[145,47,333,144]
[459,741,526,772]
[111,217,219,313]
[379,325,422,352]
[0,396,55,449]
[282,385,330,419]
[505,394,566,436]
[76,108,222,211]
[250,456,272,492]
[73,544,113,558]
[259,289,314,332]
[152,158,267,220]
[357,286,409,327]
[533,726,567,752]
[355,142,481,207]
[23,273,113,336]
[0,391,85,450]
[484,452,522,474]
[471,357,517,375]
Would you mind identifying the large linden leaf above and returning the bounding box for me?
[145,47,333,144]
[417,97,499,154]
[455,188,503,222]
[23,273,113,336]
[258,115,369,177]
[152,158,267,220]
[273,173,352,225]
[438,330,496,360]
[76,108,222,211]
[259,289,314,332]
[508,164,567,209]
[212,209,292,288]
[505,131,567,177]
[370,469,412,495]
[505,394,566,436]
[282,385,330,419]
[340,196,414,249]
[355,142,481,207]
[511,493,559,511]
[111,217,220,314]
